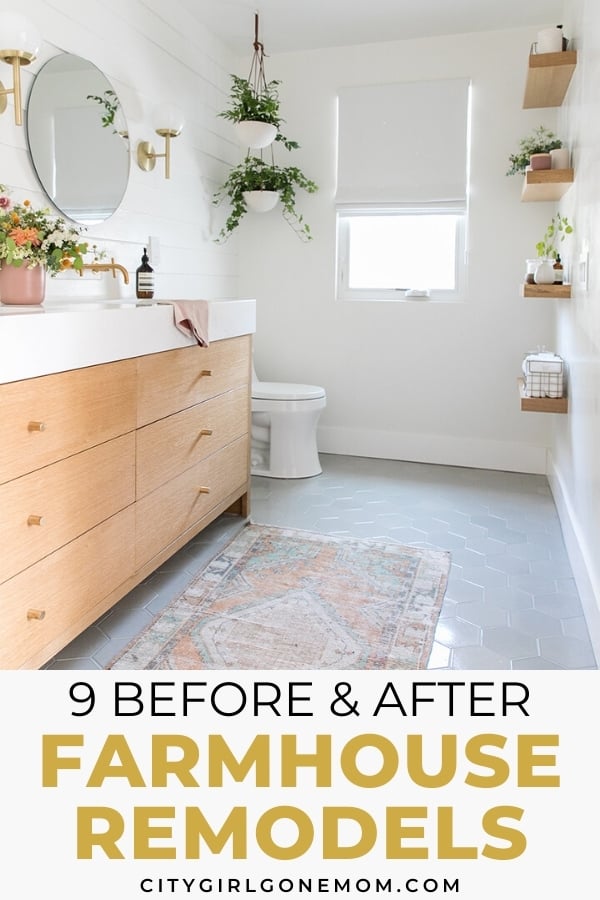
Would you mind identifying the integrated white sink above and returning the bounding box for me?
[0,298,256,384]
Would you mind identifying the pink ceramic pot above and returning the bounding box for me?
[0,262,46,305]
[529,153,552,171]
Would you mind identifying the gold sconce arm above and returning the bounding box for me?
[137,130,181,180]
[137,104,185,180]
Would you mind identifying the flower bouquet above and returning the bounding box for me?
[0,184,88,273]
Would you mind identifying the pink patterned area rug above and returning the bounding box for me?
[109,524,451,670]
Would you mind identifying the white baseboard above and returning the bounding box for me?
[317,425,548,474]
[547,454,600,665]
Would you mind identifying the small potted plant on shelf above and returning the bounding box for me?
[218,74,299,151]
[532,213,573,284]
[506,125,562,175]
[213,154,318,242]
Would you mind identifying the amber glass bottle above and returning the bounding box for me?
[136,247,154,299]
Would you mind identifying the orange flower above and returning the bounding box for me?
[59,257,73,269]
[23,199,31,207]
[9,226,41,246]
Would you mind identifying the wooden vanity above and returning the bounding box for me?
[0,300,255,668]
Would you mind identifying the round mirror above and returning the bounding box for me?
[26,53,130,225]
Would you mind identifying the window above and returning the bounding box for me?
[336,78,471,301]
[337,206,465,300]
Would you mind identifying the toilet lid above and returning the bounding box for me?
[252,381,326,401]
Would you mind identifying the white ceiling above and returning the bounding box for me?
[182,0,563,55]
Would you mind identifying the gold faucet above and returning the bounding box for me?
[78,257,130,285]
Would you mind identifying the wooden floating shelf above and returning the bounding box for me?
[521,168,574,201]
[521,283,571,299]
[518,378,568,414]
[523,50,577,108]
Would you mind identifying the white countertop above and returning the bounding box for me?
[0,298,256,384]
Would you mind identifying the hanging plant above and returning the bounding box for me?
[213,155,318,242]
[86,89,119,128]
[217,15,299,152]
[213,13,318,243]
[218,75,300,150]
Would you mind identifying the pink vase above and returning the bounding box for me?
[0,262,47,305]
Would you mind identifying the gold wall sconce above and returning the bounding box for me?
[0,13,41,126]
[137,103,185,179]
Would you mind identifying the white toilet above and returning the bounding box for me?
[251,362,327,478]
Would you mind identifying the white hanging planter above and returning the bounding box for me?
[234,120,277,149]
[243,190,279,212]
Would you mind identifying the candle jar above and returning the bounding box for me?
[525,259,538,284]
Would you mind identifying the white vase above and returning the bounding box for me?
[534,258,556,285]
[243,190,279,213]
[234,121,277,149]
[550,147,569,169]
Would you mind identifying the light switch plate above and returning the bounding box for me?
[578,246,589,292]
[148,235,161,267]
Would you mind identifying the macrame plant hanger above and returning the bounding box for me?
[246,13,275,165]
[248,13,267,102]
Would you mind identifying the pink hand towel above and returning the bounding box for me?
[162,300,209,346]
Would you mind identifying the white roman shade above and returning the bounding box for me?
[336,77,470,205]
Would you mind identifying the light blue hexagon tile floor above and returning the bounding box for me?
[45,453,598,671]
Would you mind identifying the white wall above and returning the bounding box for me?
[2,0,240,301]
[237,27,566,475]
[549,0,600,652]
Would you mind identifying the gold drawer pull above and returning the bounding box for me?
[197,486,211,494]
[200,369,213,377]
[27,515,45,526]
[28,421,46,432]
[199,428,213,436]
[27,609,46,621]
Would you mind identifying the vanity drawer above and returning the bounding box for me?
[0,358,137,484]
[136,386,249,498]
[137,335,251,426]
[0,433,135,585]
[135,435,249,568]
[0,506,135,669]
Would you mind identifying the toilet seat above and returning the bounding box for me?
[252,381,326,401]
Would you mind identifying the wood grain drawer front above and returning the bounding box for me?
[0,506,135,669]
[137,335,251,426]
[0,433,135,585]
[0,358,137,485]
[135,436,249,568]
[136,386,249,498]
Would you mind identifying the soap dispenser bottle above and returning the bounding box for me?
[136,247,154,300]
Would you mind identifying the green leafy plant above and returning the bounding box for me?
[213,155,318,242]
[86,89,119,128]
[218,74,299,151]
[0,184,88,273]
[506,125,562,176]
[535,214,573,258]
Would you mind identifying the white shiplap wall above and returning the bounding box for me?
[1,0,241,300]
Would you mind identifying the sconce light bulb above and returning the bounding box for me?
[0,12,41,59]
[152,102,185,137]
